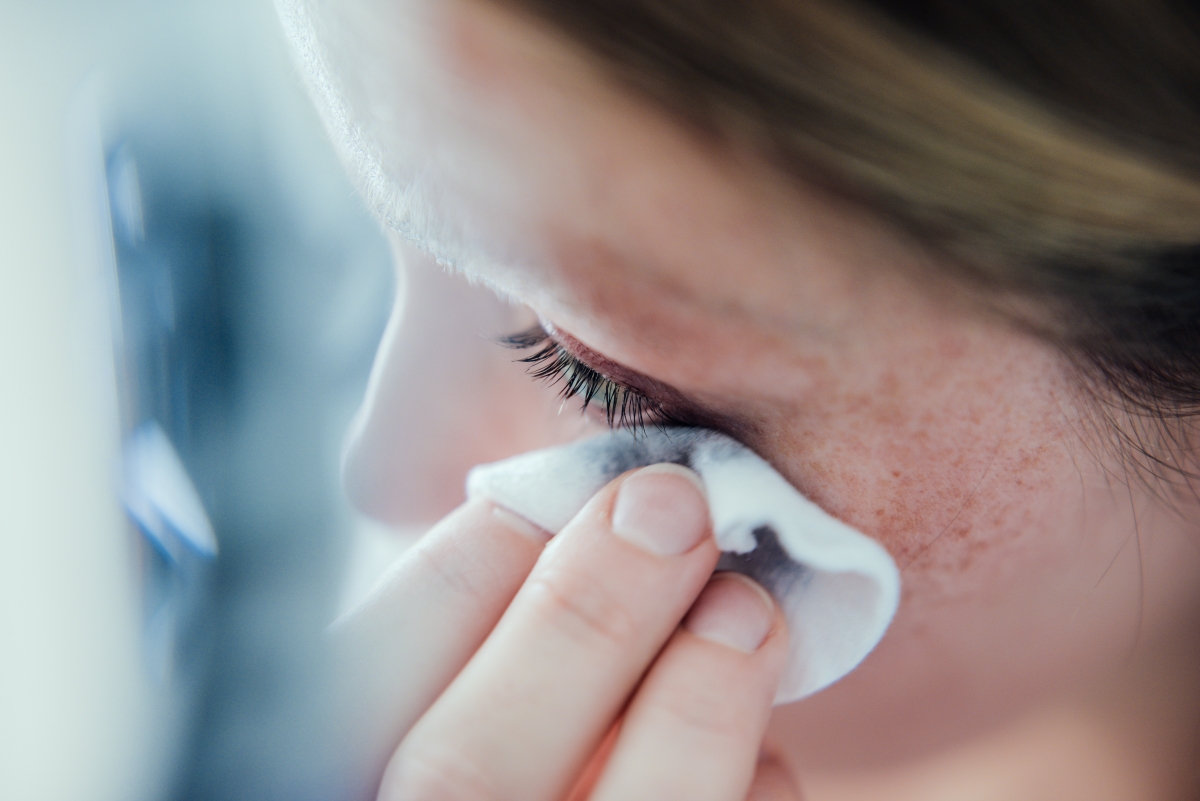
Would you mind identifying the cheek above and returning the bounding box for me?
[777,395,1097,666]
[755,333,1200,763]
[745,326,1077,567]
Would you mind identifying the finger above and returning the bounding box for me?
[328,499,550,797]
[588,573,788,801]
[745,753,805,801]
[383,463,721,801]
[564,722,620,801]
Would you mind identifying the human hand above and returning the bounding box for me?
[332,463,797,800]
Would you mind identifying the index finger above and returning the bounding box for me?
[329,498,551,798]
[384,464,722,801]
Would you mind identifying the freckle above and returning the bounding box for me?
[875,508,886,518]
[892,470,901,478]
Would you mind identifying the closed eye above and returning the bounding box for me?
[498,324,690,431]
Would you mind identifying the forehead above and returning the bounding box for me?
[424,3,951,313]
[299,0,984,370]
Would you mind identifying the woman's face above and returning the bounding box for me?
[318,0,1200,769]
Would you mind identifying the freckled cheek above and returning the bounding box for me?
[743,401,1076,582]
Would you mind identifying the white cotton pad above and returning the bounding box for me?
[466,427,901,704]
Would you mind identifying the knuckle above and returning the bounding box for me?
[412,536,496,604]
[525,566,639,647]
[381,745,495,801]
[649,667,751,742]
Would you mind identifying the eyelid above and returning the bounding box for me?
[537,320,696,408]
[498,323,687,430]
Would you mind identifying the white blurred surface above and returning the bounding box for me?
[0,6,152,801]
[0,0,398,797]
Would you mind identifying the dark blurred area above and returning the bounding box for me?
[0,2,393,799]
[110,119,389,800]
[106,8,394,800]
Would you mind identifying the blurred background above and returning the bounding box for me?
[0,1,397,799]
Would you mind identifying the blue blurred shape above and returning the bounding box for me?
[123,420,218,563]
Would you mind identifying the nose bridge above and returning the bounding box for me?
[342,238,588,526]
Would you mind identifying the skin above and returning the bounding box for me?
[290,0,1200,796]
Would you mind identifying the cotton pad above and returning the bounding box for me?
[466,427,901,704]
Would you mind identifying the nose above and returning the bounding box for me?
[342,236,592,526]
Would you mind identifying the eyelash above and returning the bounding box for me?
[499,325,682,430]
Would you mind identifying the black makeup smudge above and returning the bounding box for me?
[578,427,704,479]
[717,526,810,599]
[582,429,809,597]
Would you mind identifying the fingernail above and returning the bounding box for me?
[684,573,774,653]
[610,463,708,556]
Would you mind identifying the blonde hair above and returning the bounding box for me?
[501,0,1200,461]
